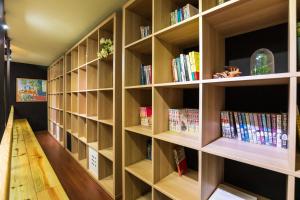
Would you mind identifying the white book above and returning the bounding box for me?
[209,184,257,200]
[185,4,199,18]
[180,54,187,81]
[185,55,193,81]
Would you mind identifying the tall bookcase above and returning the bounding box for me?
[63,12,122,199]
[48,56,65,146]
[122,0,299,199]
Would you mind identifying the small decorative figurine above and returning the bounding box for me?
[250,48,275,75]
[97,38,113,59]
[213,66,242,79]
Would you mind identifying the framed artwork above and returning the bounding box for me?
[16,78,47,102]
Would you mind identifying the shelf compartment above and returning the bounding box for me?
[99,155,114,196]
[66,93,71,112]
[124,37,152,87]
[296,178,300,200]
[202,15,288,80]
[153,34,199,84]
[154,0,199,32]
[66,73,71,92]
[87,91,98,117]
[153,189,171,200]
[124,0,152,45]
[66,132,72,151]
[66,112,71,131]
[124,171,152,200]
[59,110,63,125]
[87,61,98,90]
[71,93,78,113]
[201,153,287,200]
[153,139,199,200]
[98,90,113,121]
[154,87,199,146]
[66,53,71,72]
[78,92,87,115]
[71,70,78,91]
[124,88,152,127]
[78,117,87,143]
[125,125,152,137]
[87,119,97,144]
[71,114,78,135]
[71,48,78,70]
[99,123,113,157]
[125,131,152,184]
[79,141,87,169]
[98,59,113,89]
[99,147,113,161]
[79,67,87,91]
[87,30,98,62]
[71,136,79,158]
[79,40,87,66]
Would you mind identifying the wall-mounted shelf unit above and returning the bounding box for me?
[48,56,65,146]
[63,12,122,199]
[123,0,298,199]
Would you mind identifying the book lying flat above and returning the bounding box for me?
[209,184,257,200]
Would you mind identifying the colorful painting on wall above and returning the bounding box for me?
[16,78,47,102]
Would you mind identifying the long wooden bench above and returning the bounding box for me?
[0,106,68,200]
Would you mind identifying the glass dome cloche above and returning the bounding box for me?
[250,48,275,75]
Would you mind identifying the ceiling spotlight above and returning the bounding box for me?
[2,24,9,30]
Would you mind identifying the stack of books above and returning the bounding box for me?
[140,26,151,39]
[220,111,288,149]
[171,51,200,82]
[170,4,199,25]
[140,106,152,127]
[169,109,199,135]
[140,64,152,85]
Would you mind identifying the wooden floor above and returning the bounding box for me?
[36,131,112,200]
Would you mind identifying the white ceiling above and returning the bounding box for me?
[5,0,127,66]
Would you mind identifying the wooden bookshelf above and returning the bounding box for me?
[60,12,122,199]
[48,56,65,146]
[123,0,298,199]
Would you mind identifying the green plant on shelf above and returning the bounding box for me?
[97,38,113,59]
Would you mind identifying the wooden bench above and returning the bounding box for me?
[0,107,68,200]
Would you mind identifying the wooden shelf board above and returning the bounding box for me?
[99,54,113,63]
[154,171,199,200]
[78,114,87,118]
[202,137,290,174]
[79,158,87,169]
[99,147,114,161]
[86,115,98,121]
[98,87,114,91]
[125,35,152,54]
[201,73,291,87]
[85,88,98,92]
[88,142,98,151]
[66,129,72,133]
[125,85,153,90]
[99,119,114,126]
[79,137,87,144]
[154,131,200,150]
[125,159,152,185]
[71,152,78,160]
[99,175,114,197]
[155,14,199,48]
[154,81,200,88]
[125,125,152,137]
[86,58,100,66]
[136,192,151,200]
[202,0,288,37]
[72,132,79,138]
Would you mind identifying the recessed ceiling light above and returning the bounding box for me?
[2,24,9,30]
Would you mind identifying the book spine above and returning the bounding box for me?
[276,114,282,148]
[245,113,253,143]
[271,113,277,147]
[266,113,273,146]
[183,54,190,81]
[140,64,145,85]
[229,111,235,138]
[179,55,186,81]
[241,113,249,142]
[281,113,288,149]
[249,113,257,144]
[186,55,193,81]
[261,113,269,145]
[257,113,265,144]
[238,112,245,141]
[234,112,241,141]
[176,57,182,82]
[149,65,152,84]
[253,113,261,144]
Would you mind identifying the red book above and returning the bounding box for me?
[173,147,187,176]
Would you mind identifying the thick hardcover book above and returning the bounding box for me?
[276,114,282,148]
[266,114,273,146]
[234,112,241,141]
[281,113,288,149]
[271,114,277,147]
[174,147,187,176]
[241,113,249,142]
[261,114,269,145]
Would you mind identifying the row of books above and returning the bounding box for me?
[220,111,288,149]
[169,109,199,134]
[140,25,151,39]
[140,64,152,85]
[140,106,152,127]
[171,51,200,82]
[170,4,198,25]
